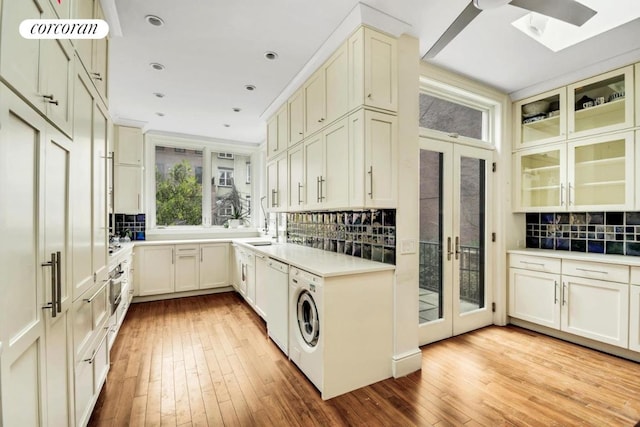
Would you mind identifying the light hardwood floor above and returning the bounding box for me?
[89,292,640,426]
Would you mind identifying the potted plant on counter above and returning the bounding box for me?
[217,180,249,228]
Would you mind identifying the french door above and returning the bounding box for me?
[418,137,494,346]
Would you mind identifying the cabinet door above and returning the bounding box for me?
[365,110,397,208]
[348,109,366,206]
[509,268,560,329]
[567,131,634,211]
[91,0,109,100]
[561,276,629,348]
[115,126,144,165]
[288,144,304,209]
[363,28,397,112]
[288,88,305,146]
[266,115,278,157]
[246,254,256,305]
[304,133,323,210]
[304,69,325,135]
[74,0,94,68]
[514,88,566,149]
[93,101,109,279]
[568,66,634,139]
[276,105,288,155]
[137,246,175,296]
[0,0,43,110]
[200,244,229,289]
[324,43,348,124]
[254,254,268,319]
[276,154,288,212]
[513,144,567,212]
[41,37,74,136]
[266,160,278,210]
[323,118,350,209]
[175,245,199,292]
[630,285,640,352]
[115,165,143,214]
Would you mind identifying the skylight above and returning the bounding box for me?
[511,0,640,52]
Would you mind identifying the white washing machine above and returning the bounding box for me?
[288,266,323,392]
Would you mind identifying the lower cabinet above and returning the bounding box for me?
[509,253,630,349]
[254,253,268,319]
[136,243,230,297]
[74,328,109,427]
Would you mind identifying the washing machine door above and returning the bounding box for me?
[297,290,319,347]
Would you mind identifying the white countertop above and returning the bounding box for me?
[131,238,395,278]
[508,248,640,267]
[108,242,135,267]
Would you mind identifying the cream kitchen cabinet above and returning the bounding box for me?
[514,88,567,149]
[288,87,305,146]
[348,26,398,112]
[136,245,175,296]
[175,245,200,292]
[254,252,268,319]
[304,118,350,210]
[115,126,144,165]
[200,243,230,289]
[0,0,74,136]
[114,126,144,214]
[288,142,305,210]
[304,44,348,136]
[74,324,109,427]
[509,253,630,349]
[267,153,288,212]
[267,104,288,158]
[513,131,634,212]
[509,254,562,330]
[568,66,634,140]
[349,109,398,208]
[74,0,109,102]
[630,267,640,352]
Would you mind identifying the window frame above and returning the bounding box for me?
[419,76,500,148]
[217,167,234,187]
[145,133,257,231]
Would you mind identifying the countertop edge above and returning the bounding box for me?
[508,248,640,267]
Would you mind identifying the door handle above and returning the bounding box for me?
[297,182,303,205]
[367,166,373,199]
[316,177,320,203]
[562,282,567,306]
[200,247,203,262]
[560,183,565,206]
[455,237,460,260]
[554,280,558,304]
[447,237,452,261]
[319,176,325,201]
[41,252,57,317]
[56,251,62,313]
[568,183,573,206]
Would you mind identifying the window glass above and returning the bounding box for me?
[211,152,252,226]
[419,93,486,141]
[155,146,203,226]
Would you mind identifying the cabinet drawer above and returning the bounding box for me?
[631,266,640,285]
[562,259,629,283]
[509,254,561,274]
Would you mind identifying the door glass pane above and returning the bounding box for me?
[419,150,443,324]
[520,149,561,208]
[459,157,485,314]
[573,139,626,206]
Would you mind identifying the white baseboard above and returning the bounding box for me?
[392,349,422,378]
[132,286,235,303]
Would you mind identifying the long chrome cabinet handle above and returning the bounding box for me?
[84,281,107,304]
[367,166,373,199]
[519,260,545,267]
[560,183,565,206]
[562,282,567,306]
[297,182,303,205]
[56,251,62,313]
[447,237,452,261]
[575,267,608,275]
[554,280,558,304]
[455,236,460,260]
[568,183,573,206]
[41,252,57,317]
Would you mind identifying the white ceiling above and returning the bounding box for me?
[107,0,640,145]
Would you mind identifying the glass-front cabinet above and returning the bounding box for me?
[568,66,634,139]
[514,88,566,148]
[514,131,634,212]
[514,144,567,212]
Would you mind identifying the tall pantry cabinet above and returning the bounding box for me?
[0,0,112,424]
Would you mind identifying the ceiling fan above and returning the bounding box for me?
[422,0,597,59]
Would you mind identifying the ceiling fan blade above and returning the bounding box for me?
[422,1,481,59]
[509,0,597,26]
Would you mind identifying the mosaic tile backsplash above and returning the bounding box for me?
[525,212,640,256]
[111,213,146,240]
[287,210,396,264]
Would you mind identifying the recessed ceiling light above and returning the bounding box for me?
[153,92,165,98]
[145,15,164,27]
[223,124,231,127]
[156,112,165,117]
[264,51,278,60]
[150,63,165,71]
[245,84,256,91]
[232,107,241,112]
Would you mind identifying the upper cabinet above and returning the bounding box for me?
[115,126,144,165]
[568,66,634,139]
[0,0,74,136]
[74,0,109,102]
[267,104,287,157]
[348,27,398,112]
[514,88,567,149]
[288,88,305,147]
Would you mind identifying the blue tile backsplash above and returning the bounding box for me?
[111,213,146,240]
[525,211,640,256]
[287,210,396,264]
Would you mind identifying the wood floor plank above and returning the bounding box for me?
[89,293,640,427]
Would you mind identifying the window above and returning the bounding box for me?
[155,145,203,226]
[195,166,202,184]
[246,162,251,184]
[419,77,498,145]
[218,153,234,159]
[216,198,233,217]
[218,168,233,187]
